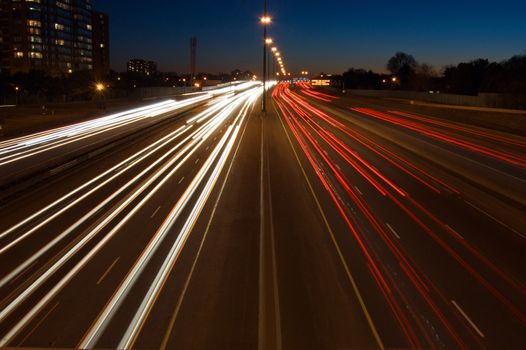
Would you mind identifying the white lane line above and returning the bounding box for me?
[150,206,161,219]
[335,163,341,171]
[17,302,60,346]
[206,146,209,151]
[385,223,401,239]
[464,200,524,238]
[451,300,485,338]
[96,257,120,285]
[178,176,185,184]
[445,225,464,240]
[195,158,200,164]
[353,185,363,196]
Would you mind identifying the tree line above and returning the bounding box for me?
[341,51,526,95]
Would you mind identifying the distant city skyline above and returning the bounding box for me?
[93,0,526,74]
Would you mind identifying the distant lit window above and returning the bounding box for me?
[29,51,43,59]
[54,23,65,30]
[100,43,104,48]
[29,28,41,35]
[55,39,65,46]
[30,36,42,43]
[14,51,24,58]
[86,24,92,30]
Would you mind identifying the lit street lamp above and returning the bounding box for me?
[95,83,106,110]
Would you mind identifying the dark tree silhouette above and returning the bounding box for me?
[342,68,382,89]
[387,52,418,88]
[387,52,417,74]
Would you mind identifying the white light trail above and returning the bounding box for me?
[0,84,263,347]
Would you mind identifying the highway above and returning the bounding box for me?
[0,80,524,349]
[272,82,525,349]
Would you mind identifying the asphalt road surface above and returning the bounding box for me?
[0,81,524,349]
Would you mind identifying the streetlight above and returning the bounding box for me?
[271,47,277,52]
[260,16,271,24]
[265,38,273,44]
[14,86,20,105]
[95,83,106,110]
[392,76,397,82]
[260,0,271,112]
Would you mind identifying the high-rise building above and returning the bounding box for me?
[127,59,157,76]
[92,11,109,80]
[0,0,106,77]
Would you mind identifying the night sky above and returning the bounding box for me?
[92,0,526,75]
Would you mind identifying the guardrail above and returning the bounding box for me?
[338,89,526,110]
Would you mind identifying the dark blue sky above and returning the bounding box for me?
[92,0,526,75]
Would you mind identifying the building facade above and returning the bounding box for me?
[127,59,157,76]
[91,10,109,80]
[0,0,107,77]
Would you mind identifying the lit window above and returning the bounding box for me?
[100,43,104,48]
[54,23,65,30]
[14,51,24,58]
[86,24,92,30]
[27,20,41,27]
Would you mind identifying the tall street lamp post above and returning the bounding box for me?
[261,1,270,112]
